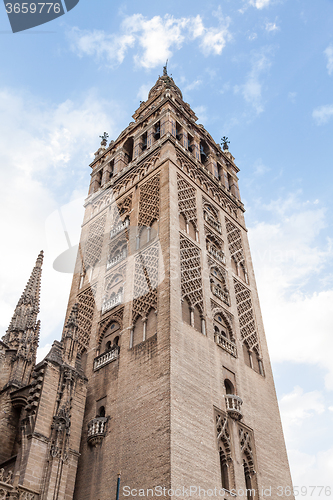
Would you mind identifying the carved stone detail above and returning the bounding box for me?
[84,214,106,269]
[179,234,203,313]
[138,173,160,228]
[233,279,260,353]
[132,243,159,323]
[176,150,238,219]
[177,174,197,229]
[77,287,96,353]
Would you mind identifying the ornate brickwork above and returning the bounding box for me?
[77,287,96,353]
[177,174,197,229]
[138,173,160,228]
[233,279,259,352]
[98,307,124,346]
[132,242,159,323]
[239,427,256,474]
[112,152,160,199]
[84,214,106,268]
[179,234,203,313]
[225,218,245,266]
[216,412,231,457]
[176,150,238,219]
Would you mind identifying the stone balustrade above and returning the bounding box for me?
[110,219,129,239]
[207,245,226,264]
[87,416,108,446]
[102,292,122,314]
[214,333,237,358]
[106,251,127,270]
[94,346,120,371]
[212,284,230,306]
[204,211,222,233]
[225,394,243,420]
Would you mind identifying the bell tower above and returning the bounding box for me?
[68,67,293,499]
[0,67,294,500]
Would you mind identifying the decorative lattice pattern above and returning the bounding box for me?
[179,234,204,313]
[112,194,132,227]
[77,287,95,353]
[216,412,232,459]
[239,427,256,474]
[112,152,160,199]
[85,214,106,268]
[132,242,159,323]
[138,173,160,228]
[176,151,238,219]
[177,174,197,228]
[225,219,245,265]
[233,279,259,351]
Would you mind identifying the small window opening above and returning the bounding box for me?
[105,341,112,351]
[154,122,160,140]
[224,379,235,395]
[176,122,182,141]
[123,137,134,163]
[98,406,105,417]
[187,133,194,152]
[141,132,147,151]
[113,336,119,346]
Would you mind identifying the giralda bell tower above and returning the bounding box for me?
[0,67,294,500]
[69,67,293,499]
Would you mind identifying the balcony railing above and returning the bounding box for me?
[211,284,230,306]
[87,416,108,446]
[207,245,226,264]
[94,346,120,371]
[102,292,122,314]
[204,211,222,234]
[106,250,127,271]
[225,394,243,420]
[214,333,237,358]
[110,219,129,239]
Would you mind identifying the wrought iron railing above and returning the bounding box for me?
[94,346,120,371]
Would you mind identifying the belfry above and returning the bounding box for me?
[0,69,294,500]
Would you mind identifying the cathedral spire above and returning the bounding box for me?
[2,250,43,350]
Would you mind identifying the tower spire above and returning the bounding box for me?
[2,250,43,351]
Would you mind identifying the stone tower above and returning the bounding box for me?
[0,69,294,500]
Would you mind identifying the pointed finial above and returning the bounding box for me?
[99,132,109,147]
[163,60,168,76]
[36,250,44,268]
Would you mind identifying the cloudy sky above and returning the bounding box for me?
[1,0,333,494]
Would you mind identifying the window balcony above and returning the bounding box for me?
[106,251,127,270]
[225,394,243,420]
[110,219,129,239]
[102,292,122,314]
[207,245,226,264]
[214,332,237,358]
[87,416,108,446]
[94,345,120,371]
[211,284,230,306]
[204,211,222,234]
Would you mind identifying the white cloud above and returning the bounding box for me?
[193,105,208,124]
[234,51,271,114]
[265,22,279,32]
[249,0,273,8]
[184,79,202,92]
[279,386,325,429]
[248,193,333,389]
[69,13,231,69]
[0,86,120,348]
[324,44,333,76]
[313,104,333,125]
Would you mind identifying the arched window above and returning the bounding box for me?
[219,448,230,491]
[224,379,235,395]
[105,341,112,351]
[243,462,254,499]
[113,336,119,346]
[98,406,105,418]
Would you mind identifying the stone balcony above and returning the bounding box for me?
[106,251,126,271]
[204,211,222,234]
[211,284,230,306]
[87,417,108,446]
[207,245,226,265]
[110,219,129,239]
[102,292,122,314]
[94,346,120,371]
[214,333,237,358]
[225,394,243,420]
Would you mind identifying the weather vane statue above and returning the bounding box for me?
[99,132,109,146]
[163,60,168,76]
[221,136,230,151]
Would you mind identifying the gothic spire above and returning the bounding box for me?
[2,251,43,350]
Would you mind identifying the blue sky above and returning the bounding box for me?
[1,0,333,493]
